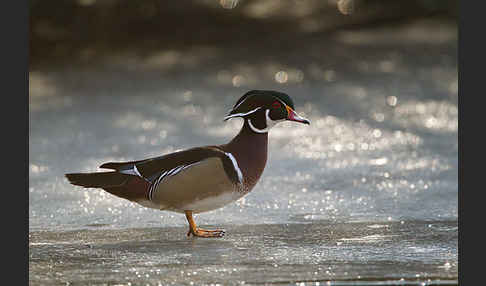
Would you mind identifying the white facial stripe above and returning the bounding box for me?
[248,109,284,134]
[225,152,243,184]
[224,107,261,120]
[248,119,268,133]
[265,108,285,127]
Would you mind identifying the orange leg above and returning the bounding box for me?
[184,210,225,238]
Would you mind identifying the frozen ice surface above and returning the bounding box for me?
[29,220,457,285]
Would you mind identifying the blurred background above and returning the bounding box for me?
[29,0,458,284]
[30,0,457,68]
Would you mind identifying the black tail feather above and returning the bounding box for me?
[65,172,130,188]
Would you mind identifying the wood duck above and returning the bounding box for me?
[66,90,310,238]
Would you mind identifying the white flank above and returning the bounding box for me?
[182,191,243,213]
[225,152,243,183]
[136,199,167,210]
[148,161,203,201]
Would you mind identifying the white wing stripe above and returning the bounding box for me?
[133,165,142,177]
[120,168,139,176]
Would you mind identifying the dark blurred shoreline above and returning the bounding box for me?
[30,0,457,69]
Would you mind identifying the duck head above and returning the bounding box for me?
[224,90,310,133]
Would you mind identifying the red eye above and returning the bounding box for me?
[272,101,281,109]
